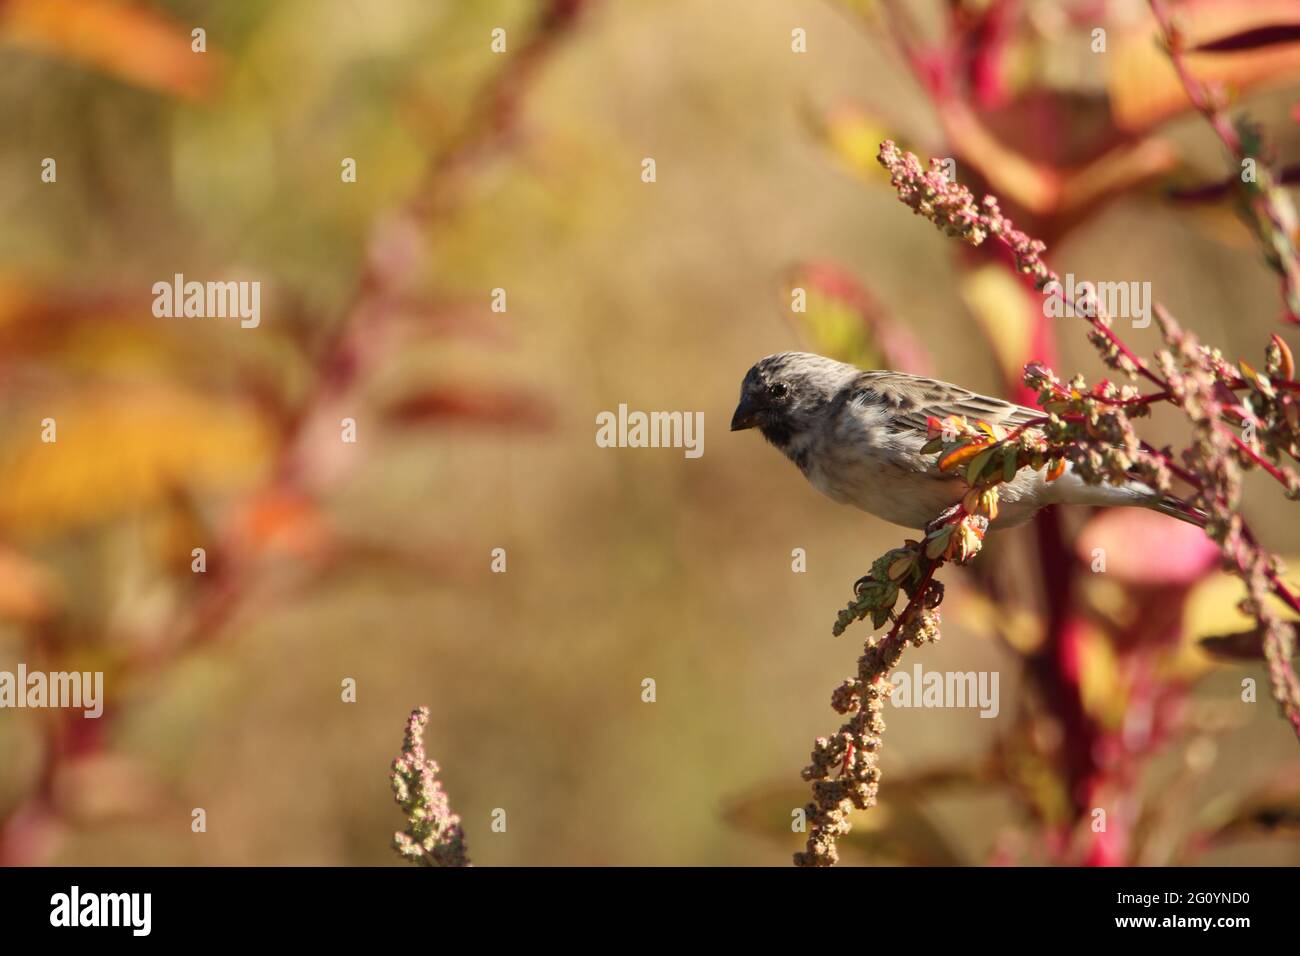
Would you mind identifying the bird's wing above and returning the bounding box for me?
[853,371,1044,437]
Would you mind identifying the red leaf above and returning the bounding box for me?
[383,387,552,430]
[1192,24,1300,52]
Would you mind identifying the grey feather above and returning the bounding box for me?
[733,351,1179,530]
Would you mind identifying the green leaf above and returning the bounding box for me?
[925,525,953,559]
[1003,451,1020,483]
[966,446,996,485]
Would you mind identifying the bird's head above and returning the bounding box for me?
[730,352,859,450]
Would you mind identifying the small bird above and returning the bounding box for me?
[730,351,1194,530]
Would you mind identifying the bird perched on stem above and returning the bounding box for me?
[731,351,1199,529]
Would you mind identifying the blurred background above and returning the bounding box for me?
[1,0,1299,866]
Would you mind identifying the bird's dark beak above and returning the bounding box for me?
[730,395,761,432]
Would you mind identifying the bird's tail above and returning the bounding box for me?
[1151,494,1208,528]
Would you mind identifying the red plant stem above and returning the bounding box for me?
[1140,439,1300,610]
[1169,164,1300,202]
[1008,414,1300,616]
[1149,0,1300,322]
[877,4,1131,860]
[1147,0,1241,152]
[1236,523,1300,616]
[1264,564,1300,614]
[1032,293,1300,604]
[1229,432,1292,485]
[1097,325,1168,389]
[1095,391,1170,407]
[1222,375,1300,393]
[1030,510,1101,853]
[987,400,1294,616]
[1138,444,1300,615]
[0,0,593,867]
[890,561,940,642]
[989,388,1299,615]
[1138,440,1199,488]
[881,0,953,102]
[1103,384,1296,493]
[881,0,1300,857]
[1037,285,1170,390]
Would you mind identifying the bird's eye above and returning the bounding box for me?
[768,382,788,399]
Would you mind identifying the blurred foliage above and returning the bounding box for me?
[0,0,1297,866]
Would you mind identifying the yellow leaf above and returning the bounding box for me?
[1077,624,1127,728]
[1272,333,1295,381]
[939,441,987,473]
[1171,564,1300,678]
[822,105,893,183]
[959,265,1034,388]
[801,290,875,366]
[0,385,273,541]
[1108,0,1300,133]
[0,0,220,99]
